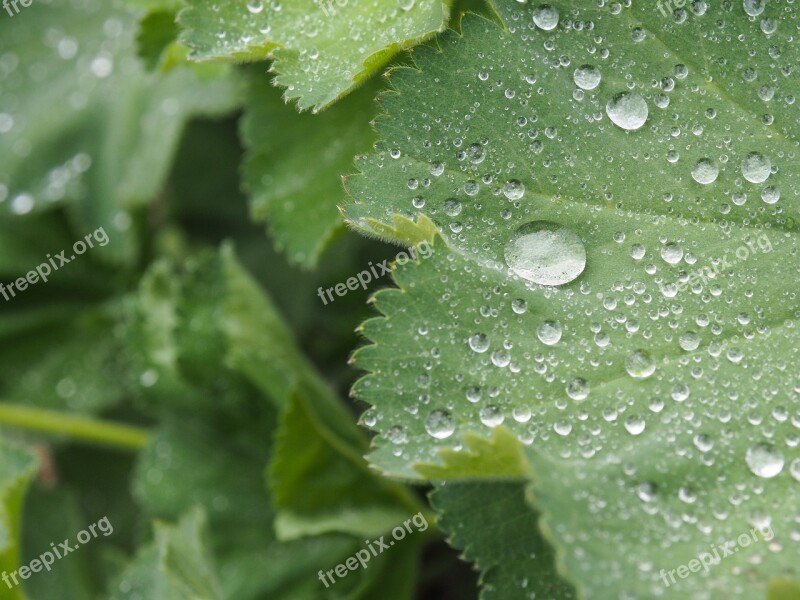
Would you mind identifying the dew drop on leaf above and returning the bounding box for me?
[660,243,684,265]
[605,92,648,130]
[636,482,659,502]
[624,415,646,436]
[743,0,765,17]
[691,158,719,184]
[625,350,656,379]
[566,377,590,401]
[790,458,800,482]
[468,333,490,353]
[502,179,525,200]
[537,320,562,345]
[511,298,528,314]
[504,221,587,286]
[479,405,504,427]
[532,4,559,30]
[245,0,263,14]
[746,443,784,478]
[741,151,771,183]
[425,409,455,439]
[679,331,700,351]
[443,197,462,216]
[573,65,601,90]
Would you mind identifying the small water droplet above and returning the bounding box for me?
[537,320,562,345]
[693,434,714,452]
[469,333,490,353]
[511,298,528,314]
[741,152,771,183]
[679,331,700,351]
[691,158,719,184]
[443,198,462,216]
[624,415,646,435]
[425,410,455,439]
[746,443,784,478]
[532,4,559,30]
[573,65,601,90]
[387,425,407,444]
[790,458,800,482]
[566,377,590,401]
[246,0,263,13]
[606,92,648,130]
[479,405,504,427]
[660,243,684,265]
[743,0,765,17]
[636,482,659,502]
[625,350,656,379]
[502,179,525,200]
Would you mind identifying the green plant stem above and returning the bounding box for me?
[0,403,149,451]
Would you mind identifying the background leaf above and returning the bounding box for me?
[179,0,452,110]
[241,74,380,266]
[0,440,38,600]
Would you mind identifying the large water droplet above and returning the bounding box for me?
[504,221,587,286]
[746,443,784,478]
[425,410,455,439]
[741,152,771,183]
[606,92,648,130]
[532,4,559,30]
[625,350,656,379]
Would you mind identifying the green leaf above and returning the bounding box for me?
[344,0,800,597]
[241,75,379,266]
[431,481,576,599]
[415,427,531,481]
[768,580,800,600]
[0,439,38,600]
[136,10,182,70]
[270,392,415,540]
[22,489,108,600]
[129,247,428,598]
[0,0,241,264]
[109,509,224,600]
[179,0,453,111]
[0,304,130,415]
